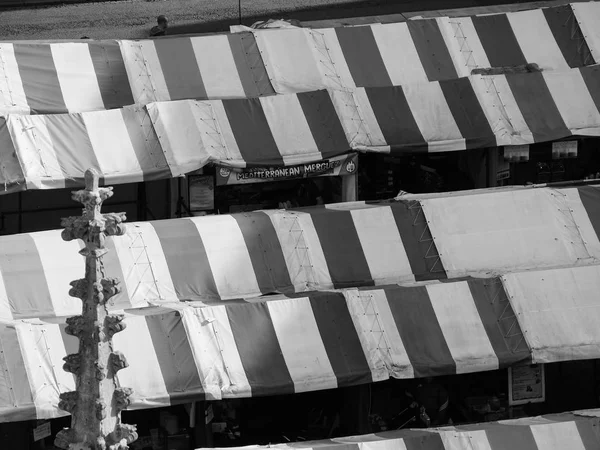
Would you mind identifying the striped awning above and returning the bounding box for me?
[198,411,600,450]
[0,4,596,116]
[3,65,600,192]
[1,185,599,319]
[0,278,530,422]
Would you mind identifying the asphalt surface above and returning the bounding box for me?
[0,0,553,41]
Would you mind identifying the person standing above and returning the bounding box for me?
[150,15,168,37]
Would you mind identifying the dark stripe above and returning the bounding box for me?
[44,113,99,184]
[403,433,446,450]
[0,117,25,191]
[484,424,539,450]
[580,65,600,113]
[88,41,135,109]
[467,279,531,366]
[154,38,207,100]
[365,86,427,153]
[385,285,456,377]
[297,90,349,159]
[308,291,373,387]
[121,106,171,181]
[472,14,528,67]
[576,418,600,450]
[506,72,570,142]
[232,212,293,295]
[406,20,458,81]
[439,78,497,149]
[145,312,205,402]
[228,33,275,97]
[543,5,595,68]
[335,26,392,87]
[0,234,53,318]
[13,44,67,114]
[226,302,294,396]
[578,186,600,241]
[222,98,283,166]
[151,218,219,300]
[389,202,447,281]
[309,209,374,289]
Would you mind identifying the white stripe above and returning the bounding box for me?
[179,307,225,400]
[16,321,74,418]
[355,437,408,450]
[311,28,356,91]
[371,23,428,85]
[255,28,324,94]
[441,17,491,76]
[439,430,492,450]
[122,222,178,304]
[51,43,105,113]
[137,40,170,102]
[262,210,334,291]
[435,17,468,78]
[0,270,10,321]
[507,9,569,71]
[350,206,415,284]
[112,315,171,406]
[544,71,600,135]
[472,74,533,145]
[191,36,245,98]
[7,115,66,189]
[556,187,600,260]
[0,43,30,114]
[402,81,465,151]
[344,88,387,149]
[531,421,587,450]
[260,94,321,165]
[345,289,413,379]
[572,2,600,63]
[189,215,261,299]
[202,304,251,397]
[207,100,245,166]
[147,100,212,176]
[0,323,34,413]
[82,109,144,184]
[119,41,158,106]
[268,297,337,393]
[469,75,515,147]
[427,282,499,374]
[28,230,83,318]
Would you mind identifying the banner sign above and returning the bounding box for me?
[216,153,358,186]
[508,364,545,406]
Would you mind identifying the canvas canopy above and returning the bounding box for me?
[1,185,599,318]
[195,411,600,450]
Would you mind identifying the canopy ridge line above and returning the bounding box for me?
[55,168,137,450]
[128,229,164,303]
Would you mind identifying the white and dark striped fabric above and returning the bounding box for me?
[2,186,600,319]
[249,4,595,94]
[199,412,600,450]
[0,278,529,421]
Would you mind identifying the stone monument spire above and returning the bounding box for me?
[55,169,137,450]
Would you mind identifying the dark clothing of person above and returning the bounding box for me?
[413,382,449,426]
[150,26,166,37]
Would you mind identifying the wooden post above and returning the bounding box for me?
[55,169,137,450]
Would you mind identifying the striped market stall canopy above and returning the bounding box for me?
[198,411,600,450]
[2,65,600,193]
[0,4,597,115]
[1,185,599,319]
[0,277,531,421]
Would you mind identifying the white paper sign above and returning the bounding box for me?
[33,421,51,442]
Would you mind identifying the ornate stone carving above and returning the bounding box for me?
[63,353,81,375]
[105,314,126,337]
[113,387,133,412]
[109,351,129,373]
[55,169,136,450]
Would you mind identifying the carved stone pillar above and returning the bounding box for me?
[55,169,137,450]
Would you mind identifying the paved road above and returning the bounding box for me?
[0,0,561,41]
